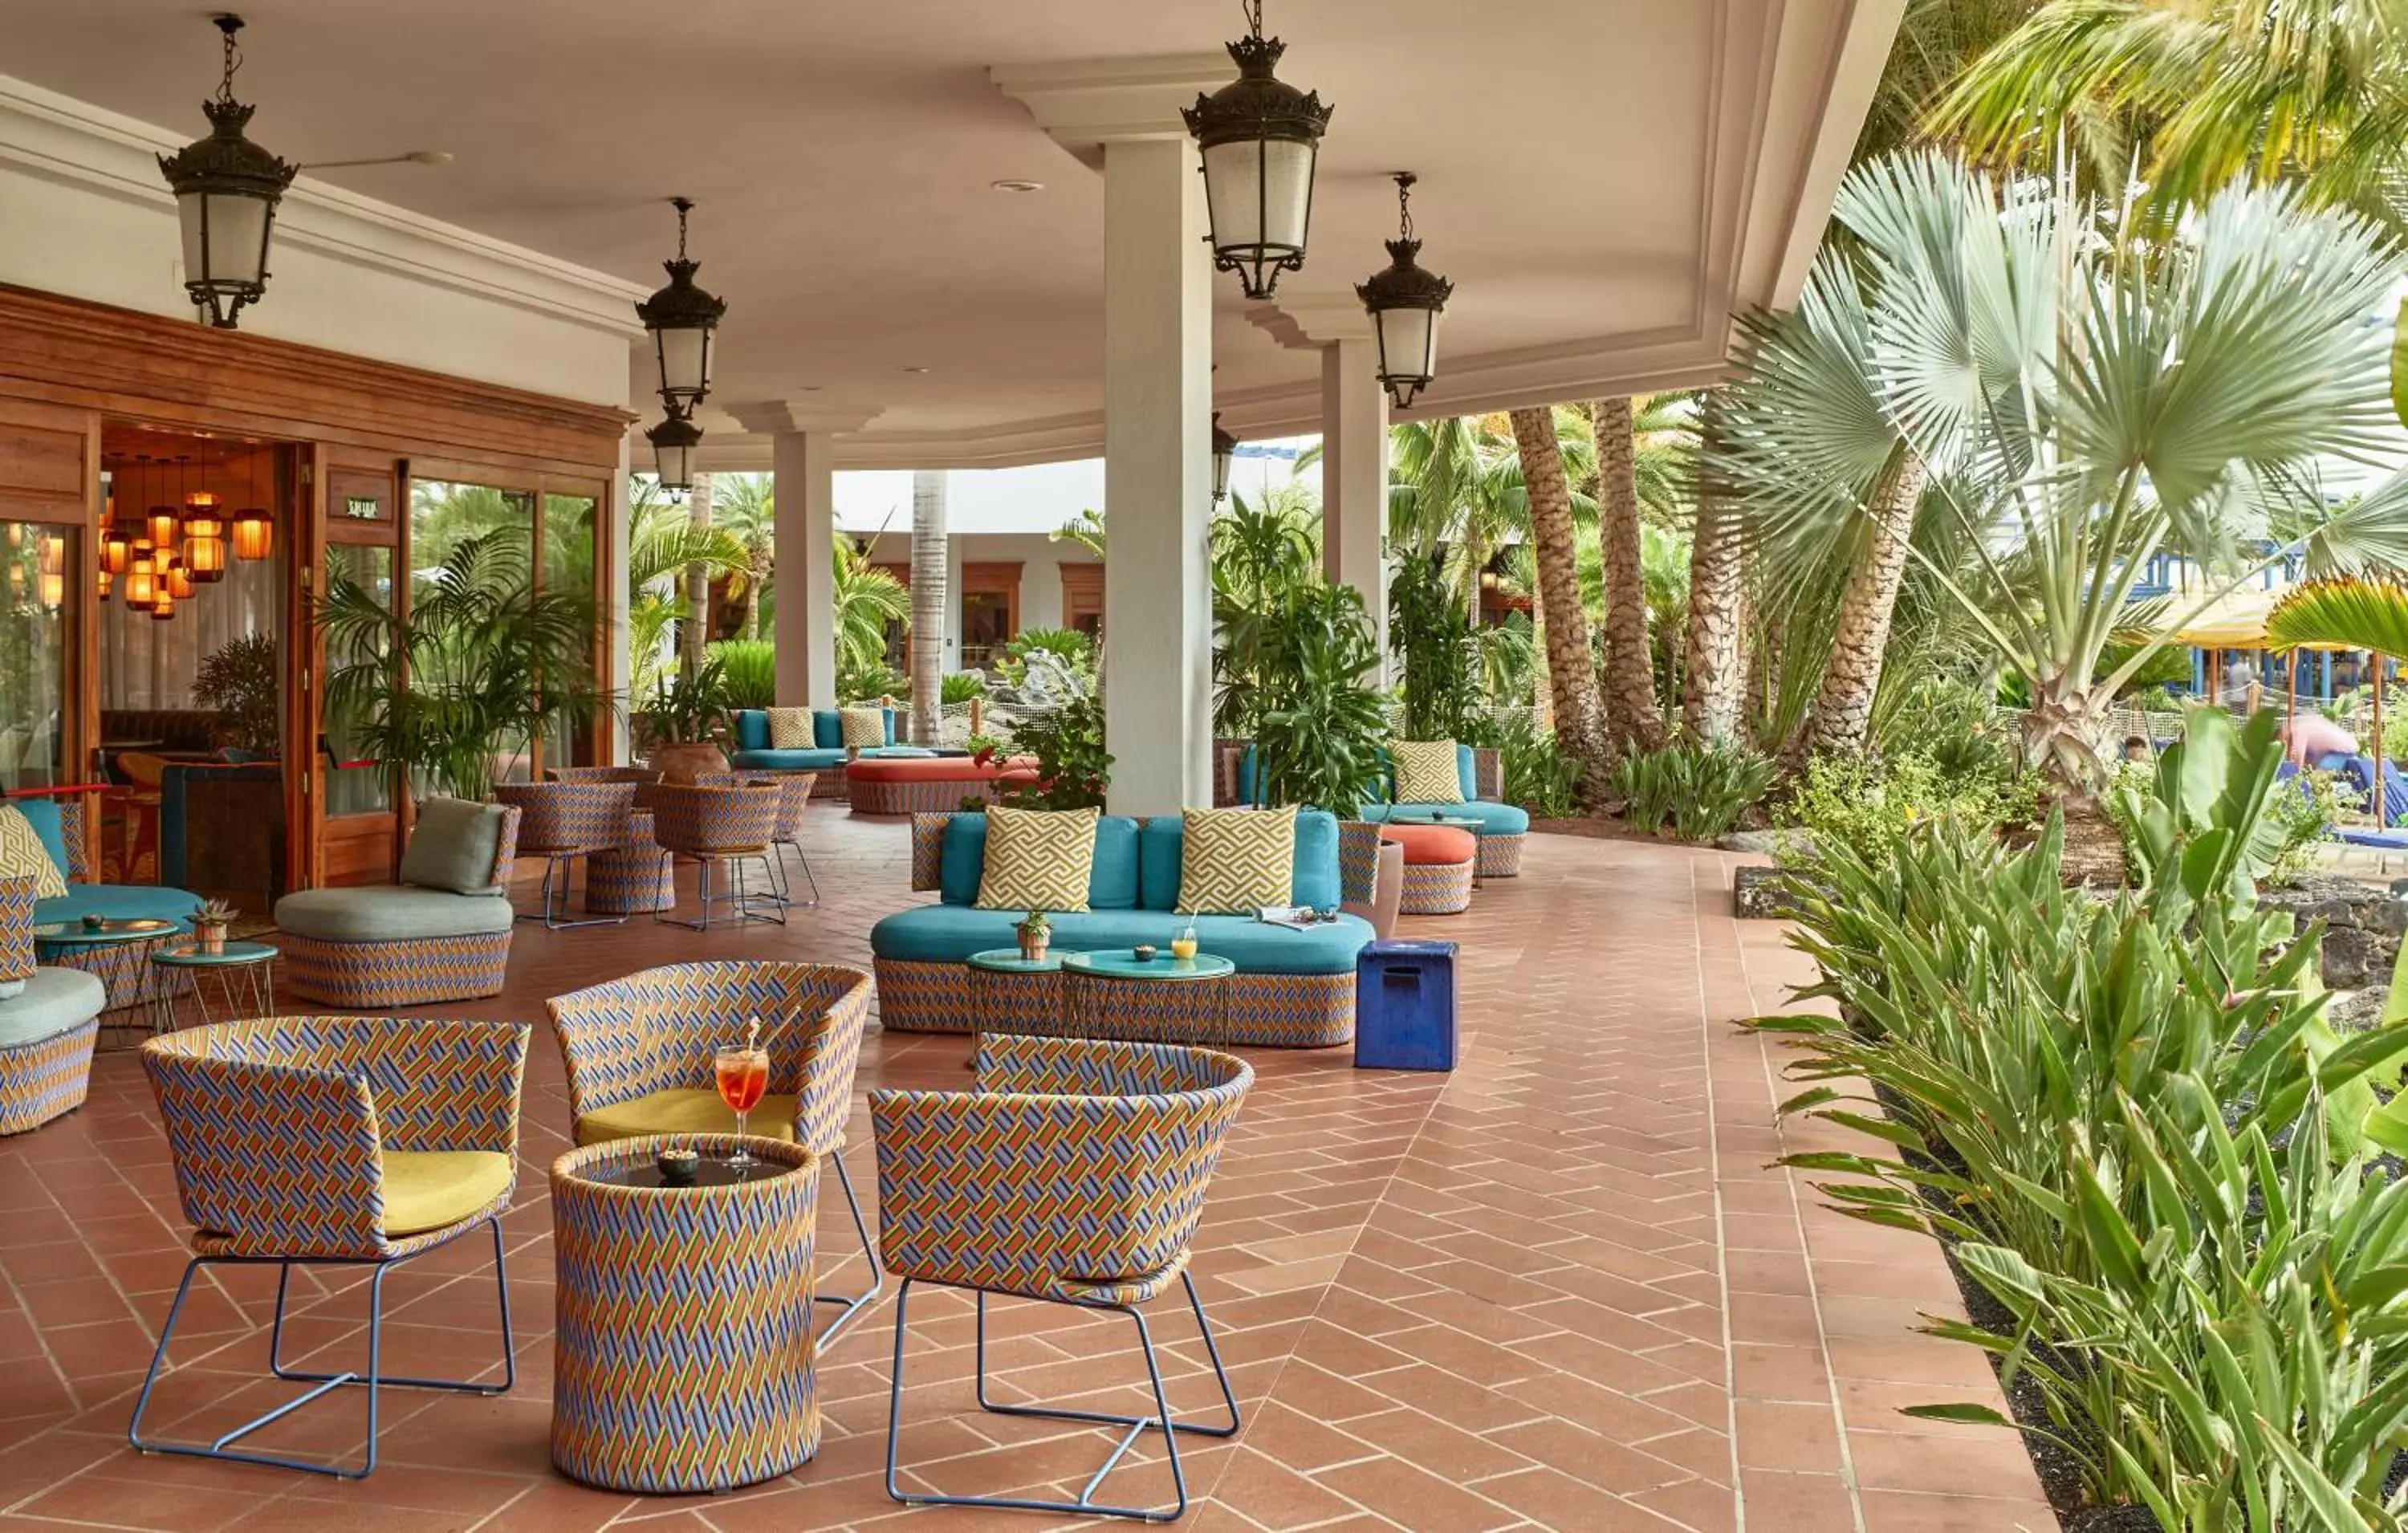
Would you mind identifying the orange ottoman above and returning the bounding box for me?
[1381,823,1477,915]
[846,756,1038,815]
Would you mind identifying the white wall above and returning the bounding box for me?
[832,437,1320,538]
[852,531,1100,657]
[0,76,644,408]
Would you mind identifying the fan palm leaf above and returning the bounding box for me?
[2268,575,2408,657]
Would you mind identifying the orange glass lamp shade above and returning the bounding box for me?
[182,489,221,524]
[150,588,174,620]
[165,561,194,600]
[124,555,157,607]
[230,508,272,561]
[38,571,62,608]
[100,524,132,575]
[37,534,63,577]
[183,533,227,582]
[96,568,112,603]
[146,505,180,547]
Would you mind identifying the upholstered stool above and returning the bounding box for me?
[584,809,676,916]
[1380,823,1477,915]
[550,1134,821,1494]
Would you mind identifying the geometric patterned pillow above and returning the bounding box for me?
[974,806,1099,913]
[1392,740,1465,804]
[1177,805,1297,915]
[838,707,888,750]
[0,804,66,899]
[767,706,815,750]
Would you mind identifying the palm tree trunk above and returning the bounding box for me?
[1796,455,1925,762]
[1531,596,1553,730]
[742,547,766,642]
[1683,486,1747,746]
[1591,397,1666,754]
[1507,407,1612,805]
[909,470,948,740]
[681,471,714,677]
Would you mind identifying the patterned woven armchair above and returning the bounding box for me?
[129,1015,528,1479]
[648,782,783,930]
[547,961,880,1347]
[871,1035,1253,1522]
[493,780,637,929]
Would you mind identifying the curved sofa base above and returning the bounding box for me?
[1477,832,1526,879]
[281,930,512,1009]
[0,1018,99,1135]
[1399,860,1474,915]
[851,778,1013,816]
[874,958,1353,1049]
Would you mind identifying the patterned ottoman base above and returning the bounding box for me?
[0,1018,98,1135]
[1399,860,1474,915]
[551,1134,820,1494]
[849,775,1017,816]
[1476,832,1526,879]
[281,929,512,1009]
[46,937,180,1014]
[585,817,675,916]
[877,958,1353,1049]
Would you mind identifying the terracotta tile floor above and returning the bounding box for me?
[0,815,2057,1531]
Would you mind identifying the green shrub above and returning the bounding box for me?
[1483,712,1580,818]
[704,640,775,710]
[192,632,281,754]
[838,658,906,705]
[1776,751,2041,867]
[1610,742,1774,843]
[995,697,1112,811]
[1873,675,2016,779]
[941,670,986,705]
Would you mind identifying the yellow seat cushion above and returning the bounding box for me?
[380,1149,515,1238]
[575,1088,802,1147]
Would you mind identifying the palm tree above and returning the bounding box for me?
[625,478,747,698]
[681,470,714,677]
[711,472,776,641]
[1507,406,1612,801]
[1591,396,1668,753]
[909,470,947,738]
[1722,151,2408,809]
[1051,507,1107,560]
[832,543,909,674]
[1930,0,2408,234]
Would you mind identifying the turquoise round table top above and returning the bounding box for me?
[966,947,1065,974]
[1062,949,1236,982]
[32,917,184,947]
[153,940,279,968]
[1389,810,1485,829]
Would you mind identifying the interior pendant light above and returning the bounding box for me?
[1356,172,1454,410]
[183,459,227,580]
[1183,0,1333,300]
[96,568,112,604]
[37,533,63,579]
[39,572,63,609]
[125,553,157,608]
[164,551,195,600]
[646,413,702,494]
[230,452,272,561]
[157,14,298,329]
[635,197,726,418]
[151,588,176,620]
[1212,413,1237,504]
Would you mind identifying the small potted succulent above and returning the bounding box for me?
[190,898,238,954]
[1015,910,1051,962]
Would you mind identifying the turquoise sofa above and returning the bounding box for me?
[14,795,201,1012]
[871,809,1377,1048]
[1240,742,1530,877]
[728,708,908,774]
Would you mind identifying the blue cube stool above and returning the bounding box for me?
[1355,940,1458,1071]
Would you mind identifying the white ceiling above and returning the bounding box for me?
[0,0,1900,467]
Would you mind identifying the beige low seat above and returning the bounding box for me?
[275,887,515,942]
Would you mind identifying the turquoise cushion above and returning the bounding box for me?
[939,814,1139,910]
[871,905,1373,975]
[13,798,71,884]
[1360,799,1531,836]
[731,748,850,772]
[1137,810,1339,912]
[36,884,201,925]
[734,710,771,752]
[275,886,514,941]
[0,967,107,1049]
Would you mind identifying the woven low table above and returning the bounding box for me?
[584,808,676,915]
[550,1133,821,1494]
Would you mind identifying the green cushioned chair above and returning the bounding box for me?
[272,801,522,1009]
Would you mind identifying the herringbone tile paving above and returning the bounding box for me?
[0,815,2052,1530]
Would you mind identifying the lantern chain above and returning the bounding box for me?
[1394,173,1417,242]
[213,15,243,108]
[1242,0,1263,40]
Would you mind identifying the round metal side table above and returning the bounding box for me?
[1060,948,1236,1046]
[146,940,278,1037]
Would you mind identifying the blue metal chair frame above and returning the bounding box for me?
[128,1215,514,1480]
[812,1149,882,1349]
[519,845,624,930]
[652,847,787,931]
[883,1267,1240,1523]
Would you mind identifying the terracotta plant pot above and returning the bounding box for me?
[1019,936,1048,962]
[194,923,227,954]
[649,742,730,785]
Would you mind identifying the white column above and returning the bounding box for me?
[1321,339,1390,677]
[1101,136,1214,815]
[608,431,633,762]
[771,430,838,710]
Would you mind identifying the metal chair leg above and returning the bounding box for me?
[811,1149,883,1350]
[519,851,621,930]
[781,840,821,908]
[131,1216,513,1479]
[885,1268,1238,1521]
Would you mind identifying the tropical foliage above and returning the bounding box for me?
[1247,583,1389,815]
[191,632,281,755]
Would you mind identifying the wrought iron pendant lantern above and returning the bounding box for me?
[1357,173,1453,410]
[157,15,298,329]
[647,413,702,494]
[636,198,726,419]
[1183,1,1332,301]
[1211,413,1237,503]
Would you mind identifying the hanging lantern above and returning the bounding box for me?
[230,507,273,561]
[164,554,195,600]
[125,554,157,608]
[157,15,298,329]
[37,534,63,578]
[181,485,226,582]
[182,488,222,530]
[151,588,176,621]
[147,505,181,548]
[1212,413,1237,504]
[646,413,702,494]
[97,568,112,604]
[1357,173,1453,410]
[1182,0,1333,301]
[634,197,726,418]
[185,531,228,582]
[39,571,63,609]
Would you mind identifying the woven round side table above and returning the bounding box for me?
[550,1133,821,1494]
[584,809,677,916]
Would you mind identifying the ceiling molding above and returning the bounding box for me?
[0,74,648,340]
[719,398,886,435]
[1250,298,1374,349]
[989,52,1233,164]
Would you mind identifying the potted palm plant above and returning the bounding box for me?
[637,659,734,784]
